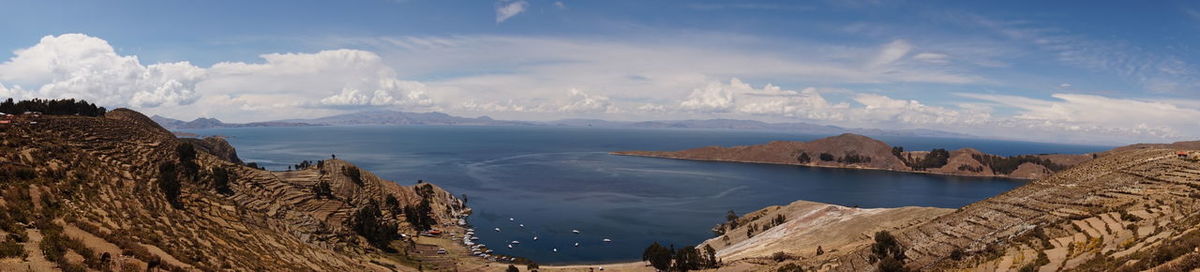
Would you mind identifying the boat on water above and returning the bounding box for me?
[507,244,513,249]
[511,240,520,244]
[572,229,581,234]
[532,236,539,241]
[519,224,525,228]
[494,227,501,232]
[573,242,580,247]
[603,238,612,242]
[552,248,558,252]
[509,217,515,222]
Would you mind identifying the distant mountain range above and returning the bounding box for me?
[152,110,974,138]
[150,115,320,129]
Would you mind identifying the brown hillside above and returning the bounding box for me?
[0,110,469,271]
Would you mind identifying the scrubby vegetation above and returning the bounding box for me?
[349,200,400,251]
[158,163,183,209]
[906,148,950,170]
[314,181,335,199]
[403,185,437,231]
[343,166,364,186]
[211,166,235,196]
[642,242,719,271]
[871,231,908,272]
[797,152,811,163]
[971,154,1066,174]
[0,98,106,116]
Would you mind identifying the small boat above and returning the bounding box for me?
[470,236,480,240]
[507,244,513,249]
[511,240,520,244]
[532,236,539,241]
[494,227,501,232]
[552,248,558,252]
[603,238,612,242]
[509,217,515,222]
[467,228,475,232]
[519,224,525,228]
[485,249,494,253]
[572,229,581,234]
[573,242,580,247]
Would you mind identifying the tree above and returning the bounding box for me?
[819,153,835,162]
[343,166,363,186]
[797,152,811,163]
[871,231,908,272]
[673,246,704,271]
[703,244,718,268]
[0,98,106,116]
[176,143,199,180]
[506,264,519,272]
[314,181,334,199]
[158,163,182,209]
[725,210,740,229]
[350,201,399,251]
[642,242,672,271]
[211,167,235,196]
[403,198,436,231]
[816,246,824,256]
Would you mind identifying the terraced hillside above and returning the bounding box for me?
[0,109,469,271]
[809,147,1200,272]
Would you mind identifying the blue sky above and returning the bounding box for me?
[1,0,1198,144]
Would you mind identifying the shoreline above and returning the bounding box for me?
[609,151,1035,180]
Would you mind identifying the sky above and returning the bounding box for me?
[1,0,1198,145]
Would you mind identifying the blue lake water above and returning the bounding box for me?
[180,126,1111,264]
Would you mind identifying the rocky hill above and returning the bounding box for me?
[613,133,1093,179]
[0,109,470,271]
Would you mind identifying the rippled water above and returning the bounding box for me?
[181,125,1110,264]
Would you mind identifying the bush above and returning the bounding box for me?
[819,153,835,162]
[971,154,1066,175]
[314,181,334,199]
[158,163,183,209]
[0,239,25,259]
[506,264,519,272]
[176,143,199,180]
[776,263,804,272]
[343,166,363,186]
[350,201,399,251]
[211,167,234,196]
[797,152,811,163]
[642,242,672,271]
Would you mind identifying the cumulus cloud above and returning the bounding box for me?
[560,88,618,113]
[496,0,529,23]
[958,93,1200,139]
[0,34,436,121]
[0,34,204,107]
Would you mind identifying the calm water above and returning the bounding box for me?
[181,126,1110,264]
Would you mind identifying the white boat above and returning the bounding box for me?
[532,236,539,241]
[519,224,525,228]
[509,217,515,222]
[486,249,494,253]
[470,236,480,240]
[573,242,580,247]
[467,228,475,232]
[572,229,581,234]
[494,227,501,232]
[507,244,513,249]
[552,248,558,252]
[511,240,520,244]
[603,238,612,242]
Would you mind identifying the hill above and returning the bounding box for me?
[0,109,473,271]
[613,133,1092,179]
[549,118,973,138]
[694,145,1200,272]
[151,115,319,130]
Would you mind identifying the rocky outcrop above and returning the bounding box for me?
[180,136,243,164]
[614,133,1090,179]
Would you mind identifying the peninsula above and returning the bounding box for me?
[613,133,1095,179]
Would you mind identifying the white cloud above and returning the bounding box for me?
[912,52,950,64]
[496,0,529,23]
[958,93,1200,139]
[0,34,204,108]
[868,39,912,68]
[560,88,618,113]
[554,1,566,9]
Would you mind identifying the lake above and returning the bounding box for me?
[180,125,1111,264]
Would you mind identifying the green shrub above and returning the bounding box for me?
[0,239,25,258]
[158,163,182,209]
